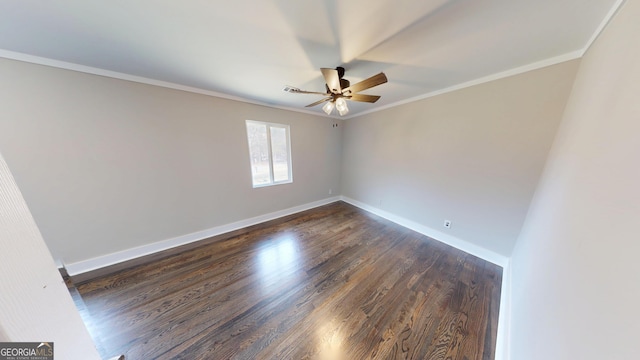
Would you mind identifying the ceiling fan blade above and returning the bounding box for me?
[293,89,329,95]
[305,97,331,107]
[283,86,328,95]
[321,68,342,94]
[349,94,381,103]
[343,72,387,94]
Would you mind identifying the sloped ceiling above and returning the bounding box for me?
[0,0,622,117]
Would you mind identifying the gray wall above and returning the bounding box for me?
[0,47,587,270]
[0,58,342,265]
[509,0,640,358]
[341,60,579,256]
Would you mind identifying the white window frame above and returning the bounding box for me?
[245,120,293,188]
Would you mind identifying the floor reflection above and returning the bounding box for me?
[317,320,346,360]
[255,234,303,294]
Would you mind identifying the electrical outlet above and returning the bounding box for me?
[444,220,452,229]
[329,189,333,195]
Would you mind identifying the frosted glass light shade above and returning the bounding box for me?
[322,101,335,115]
[336,98,349,116]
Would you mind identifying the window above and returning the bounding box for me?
[245,120,292,187]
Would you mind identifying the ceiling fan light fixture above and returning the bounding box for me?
[336,97,349,116]
[322,101,335,115]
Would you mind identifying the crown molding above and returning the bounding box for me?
[581,0,627,56]
[0,48,580,122]
[0,49,338,119]
[344,51,582,119]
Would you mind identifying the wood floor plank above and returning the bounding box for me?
[73,201,502,359]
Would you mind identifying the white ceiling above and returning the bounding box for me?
[0,0,622,118]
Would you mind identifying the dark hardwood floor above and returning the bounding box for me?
[71,201,502,359]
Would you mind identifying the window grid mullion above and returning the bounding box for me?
[266,125,275,184]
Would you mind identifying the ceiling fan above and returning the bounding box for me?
[284,67,387,116]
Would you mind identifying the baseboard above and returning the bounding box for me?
[339,196,509,267]
[64,196,341,277]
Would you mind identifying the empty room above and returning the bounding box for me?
[0,1,638,359]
